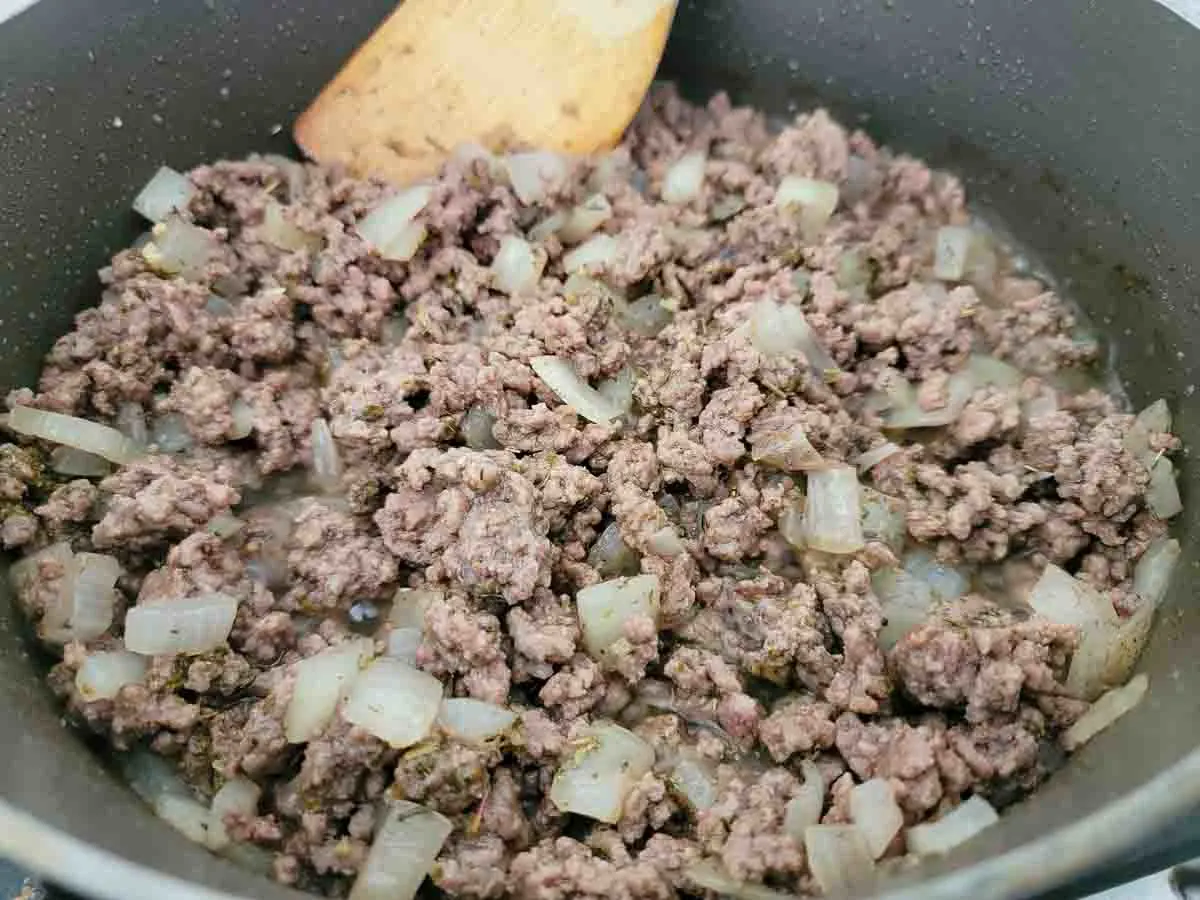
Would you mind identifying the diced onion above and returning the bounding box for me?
[491,235,545,296]
[783,760,825,840]
[50,446,112,478]
[151,412,194,453]
[9,405,141,465]
[1029,564,1119,633]
[616,294,673,337]
[933,226,973,281]
[1061,673,1149,752]
[1137,398,1173,434]
[438,697,517,746]
[386,627,423,664]
[285,638,375,743]
[684,862,798,900]
[206,776,262,851]
[576,574,661,658]
[849,778,904,859]
[587,522,641,578]
[967,354,1024,390]
[531,355,624,425]
[836,247,871,290]
[230,399,255,440]
[75,650,147,701]
[774,176,839,239]
[206,513,245,539]
[357,185,433,262]
[802,467,865,554]
[9,541,73,616]
[668,752,719,812]
[559,194,614,244]
[646,526,686,558]
[350,801,453,900]
[662,151,707,204]
[261,200,321,253]
[1147,456,1182,519]
[860,488,907,552]
[1133,536,1180,607]
[874,570,935,651]
[854,441,903,474]
[123,592,239,656]
[563,234,622,274]
[1067,599,1155,702]
[877,373,975,430]
[747,300,837,372]
[529,211,568,242]
[63,552,121,642]
[132,166,196,223]
[902,549,971,603]
[804,824,875,895]
[123,753,212,846]
[389,587,442,630]
[156,793,213,845]
[343,658,444,748]
[504,152,569,204]
[310,418,343,493]
[906,795,999,856]
[1125,399,1172,467]
[779,503,806,551]
[750,422,825,472]
[142,219,218,280]
[116,403,149,448]
[549,722,654,823]
[462,406,500,450]
[597,367,635,416]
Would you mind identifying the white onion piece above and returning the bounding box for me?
[782,760,825,840]
[116,403,149,448]
[343,658,443,748]
[559,194,614,243]
[1062,673,1149,752]
[750,422,824,472]
[350,801,452,900]
[357,186,433,261]
[775,176,839,239]
[389,587,442,630]
[1029,564,1119,632]
[549,722,655,823]
[747,300,837,372]
[855,441,903,473]
[206,514,245,539]
[386,628,423,665]
[804,824,875,894]
[75,650,147,701]
[860,488,907,551]
[530,211,569,242]
[802,467,865,554]
[587,522,641,578]
[967,354,1024,390]
[617,294,673,337]
[65,552,121,642]
[142,219,218,280]
[646,526,686,558]
[597,367,635,416]
[902,549,971,603]
[933,226,973,281]
[156,793,214,845]
[873,568,935,651]
[438,698,517,746]
[849,778,904,859]
[50,446,112,478]
[684,862,798,900]
[123,593,239,656]
[132,166,196,223]
[531,355,623,425]
[1133,536,1180,607]
[504,151,569,204]
[576,574,661,658]
[230,399,255,440]
[1137,398,1172,434]
[907,795,999,856]
[123,754,212,846]
[9,406,141,465]
[462,406,500,450]
[262,200,320,253]
[206,777,262,851]
[9,541,73,615]
[310,418,343,492]
[491,235,545,296]
[669,753,719,812]
[778,503,806,550]
[285,639,375,743]
[1147,456,1182,519]
[562,234,621,274]
[1067,600,1155,702]
[662,151,707,204]
[878,373,975,429]
[1125,399,1172,466]
[151,412,193,453]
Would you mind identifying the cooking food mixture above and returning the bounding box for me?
[2,86,1184,899]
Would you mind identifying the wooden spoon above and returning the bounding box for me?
[295,0,677,185]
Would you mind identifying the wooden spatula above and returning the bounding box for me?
[295,0,677,185]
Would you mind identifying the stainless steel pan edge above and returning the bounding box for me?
[2,1,1200,898]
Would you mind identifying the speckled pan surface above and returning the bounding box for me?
[0,2,1199,899]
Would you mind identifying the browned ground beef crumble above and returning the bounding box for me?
[2,86,1179,898]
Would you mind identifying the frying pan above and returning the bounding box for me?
[1,1,1199,898]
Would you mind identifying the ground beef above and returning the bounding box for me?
[5,85,1180,899]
